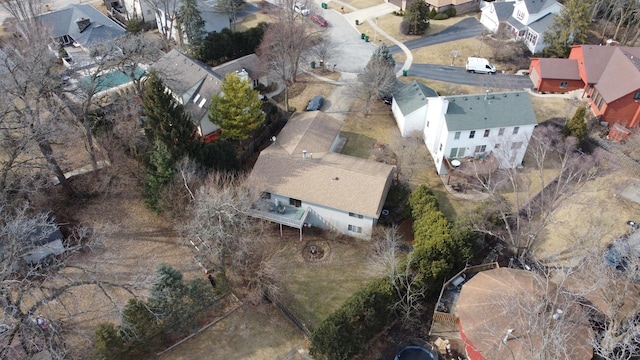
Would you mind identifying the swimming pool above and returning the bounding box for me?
[80,67,145,93]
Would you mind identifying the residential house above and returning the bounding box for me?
[480,0,563,54]
[435,267,593,360]
[151,49,265,142]
[391,81,438,137]
[479,1,515,33]
[528,57,583,92]
[422,0,480,14]
[36,4,126,68]
[103,0,156,27]
[248,111,395,240]
[530,45,640,135]
[392,86,538,174]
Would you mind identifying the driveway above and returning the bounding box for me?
[388,17,484,54]
[314,9,377,73]
[402,63,533,89]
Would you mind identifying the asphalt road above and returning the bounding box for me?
[388,17,484,54]
[403,63,534,89]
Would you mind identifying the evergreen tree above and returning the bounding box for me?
[179,0,206,47]
[142,71,197,160]
[120,299,163,353]
[405,0,430,35]
[542,0,592,57]
[126,18,143,34]
[209,72,265,141]
[369,42,396,69]
[564,105,588,143]
[144,139,175,211]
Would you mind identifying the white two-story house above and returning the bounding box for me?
[481,0,563,54]
[392,82,538,175]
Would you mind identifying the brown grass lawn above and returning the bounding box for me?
[339,0,387,10]
[410,37,494,67]
[235,11,272,32]
[530,96,584,124]
[278,74,338,113]
[158,304,308,360]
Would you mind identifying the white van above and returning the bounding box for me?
[466,57,496,74]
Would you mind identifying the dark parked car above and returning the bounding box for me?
[310,14,328,26]
[306,95,324,111]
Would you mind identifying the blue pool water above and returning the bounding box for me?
[81,67,145,93]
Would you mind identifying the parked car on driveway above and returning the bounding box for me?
[294,3,310,15]
[310,14,327,26]
[306,95,324,111]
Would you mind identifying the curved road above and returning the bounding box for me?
[404,63,533,89]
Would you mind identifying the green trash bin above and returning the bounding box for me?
[311,61,316,69]
[360,33,365,39]
[321,2,327,9]
[402,69,408,76]
[355,19,359,25]
[365,35,369,42]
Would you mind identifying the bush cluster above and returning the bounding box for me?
[309,277,396,360]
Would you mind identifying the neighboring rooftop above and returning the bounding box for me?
[36,4,125,48]
[528,12,555,34]
[493,1,515,21]
[535,58,581,80]
[522,0,557,15]
[595,47,640,103]
[444,91,538,131]
[393,81,438,116]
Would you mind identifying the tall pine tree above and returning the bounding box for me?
[209,72,265,141]
[542,0,592,57]
[142,70,197,160]
[405,0,430,35]
[179,0,206,48]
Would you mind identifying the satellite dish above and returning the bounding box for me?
[451,159,461,167]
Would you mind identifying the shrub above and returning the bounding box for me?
[309,277,395,360]
[433,12,450,20]
[564,105,588,143]
[399,20,411,35]
[92,323,126,360]
[448,5,456,17]
[429,8,437,19]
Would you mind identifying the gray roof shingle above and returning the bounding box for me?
[444,91,538,131]
[393,80,438,116]
[36,4,125,48]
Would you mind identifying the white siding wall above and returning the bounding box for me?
[392,100,427,137]
[480,4,501,33]
[304,202,374,240]
[423,97,449,164]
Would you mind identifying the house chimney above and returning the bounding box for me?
[302,150,307,159]
[76,17,91,33]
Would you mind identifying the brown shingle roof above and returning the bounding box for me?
[595,47,640,103]
[580,45,618,84]
[248,112,394,218]
[537,58,581,80]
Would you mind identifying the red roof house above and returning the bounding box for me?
[528,58,583,92]
[530,45,640,130]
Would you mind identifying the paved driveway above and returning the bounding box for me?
[314,9,376,73]
[402,63,533,89]
[388,17,484,54]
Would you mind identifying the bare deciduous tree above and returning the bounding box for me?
[145,0,181,50]
[462,124,599,261]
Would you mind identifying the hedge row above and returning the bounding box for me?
[309,277,396,360]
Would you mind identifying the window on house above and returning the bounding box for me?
[261,192,271,199]
[498,128,505,136]
[635,91,640,100]
[454,131,461,140]
[426,121,430,127]
[511,142,523,150]
[439,143,443,151]
[484,129,490,137]
[517,10,524,20]
[289,198,301,207]
[450,147,465,158]
[474,145,486,153]
[348,224,362,233]
[597,98,604,110]
[513,127,520,135]
[560,81,568,89]
[469,131,475,139]
[349,212,363,219]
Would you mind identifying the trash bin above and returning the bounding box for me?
[319,60,324,68]
[360,33,365,39]
[311,61,316,69]
[355,19,359,25]
[402,69,408,76]
[321,2,327,9]
[365,35,369,42]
